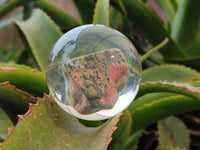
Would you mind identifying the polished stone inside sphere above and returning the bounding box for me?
[46,24,142,120]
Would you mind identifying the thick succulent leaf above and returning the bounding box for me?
[0,82,36,124]
[129,92,176,111]
[130,95,200,133]
[0,107,13,141]
[93,0,110,26]
[118,0,185,61]
[129,81,200,133]
[0,63,40,72]
[138,81,200,100]
[73,0,95,23]
[108,109,132,150]
[34,0,81,30]
[122,129,143,150]
[156,0,179,25]
[171,0,200,68]
[0,64,48,97]
[186,80,200,88]
[109,6,122,29]
[15,9,63,71]
[157,147,182,150]
[110,0,127,16]
[1,95,120,150]
[142,64,200,82]
[157,116,189,150]
[0,0,33,19]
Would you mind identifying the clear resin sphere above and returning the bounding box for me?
[46,24,142,120]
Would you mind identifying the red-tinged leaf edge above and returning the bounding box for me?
[0,63,40,73]
[131,94,200,133]
[0,82,37,102]
[138,81,200,100]
[0,94,121,150]
[0,82,37,125]
[0,67,48,97]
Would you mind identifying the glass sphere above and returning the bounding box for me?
[46,24,142,120]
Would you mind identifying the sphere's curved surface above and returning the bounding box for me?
[46,24,142,120]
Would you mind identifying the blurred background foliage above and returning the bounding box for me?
[0,0,200,149]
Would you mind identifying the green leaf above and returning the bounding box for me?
[15,9,63,72]
[108,109,132,150]
[129,92,176,111]
[138,81,200,100]
[119,0,185,61]
[0,0,33,19]
[93,0,110,26]
[156,0,179,25]
[171,0,200,68]
[122,129,143,150]
[109,6,122,29]
[142,64,200,82]
[157,147,183,150]
[0,107,13,141]
[0,63,40,72]
[0,64,48,97]
[130,95,200,133]
[128,81,200,134]
[110,0,127,16]
[34,0,81,30]
[1,95,120,150]
[157,116,190,150]
[188,81,200,88]
[73,0,95,24]
[0,82,36,124]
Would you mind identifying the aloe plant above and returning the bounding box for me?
[0,0,200,149]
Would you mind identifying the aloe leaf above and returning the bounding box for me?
[122,129,143,150]
[129,80,200,134]
[108,109,132,150]
[0,107,13,141]
[188,81,200,88]
[109,6,122,29]
[0,63,40,72]
[157,116,190,149]
[142,64,200,82]
[130,95,200,133]
[93,0,110,26]
[157,147,182,150]
[138,81,200,100]
[0,68,48,97]
[34,0,81,30]
[15,9,62,71]
[73,0,95,24]
[110,0,127,16]
[118,0,185,61]
[1,95,120,150]
[171,0,200,68]
[0,82,36,124]
[129,92,176,111]
[156,0,179,25]
[0,0,34,19]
